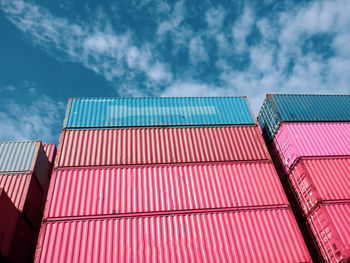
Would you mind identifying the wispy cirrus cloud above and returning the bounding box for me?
[1,0,174,95]
[1,0,350,114]
[0,84,65,143]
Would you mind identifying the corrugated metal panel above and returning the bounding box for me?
[42,144,57,167]
[289,158,350,215]
[9,214,36,263]
[0,173,43,225]
[56,126,270,167]
[258,94,350,140]
[0,188,19,259]
[45,163,288,218]
[0,173,31,211]
[307,203,350,262]
[0,141,40,173]
[64,97,256,128]
[35,209,311,263]
[273,123,350,172]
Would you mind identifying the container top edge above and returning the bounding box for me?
[0,140,42,144]
[61,124,259,131]
[68,96,249,100]
[266,93,350,97]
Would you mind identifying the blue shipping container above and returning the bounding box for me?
[64,97,256,128]
[258,94,350,141]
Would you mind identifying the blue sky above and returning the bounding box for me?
[0,0,349,143]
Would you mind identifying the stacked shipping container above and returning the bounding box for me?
[0,141,56,262]
[36,97,311,262]
[259,94,350,262]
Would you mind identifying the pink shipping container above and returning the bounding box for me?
[273,123,350,172]
[307,202,350,262]
[56,126,270,168]
[0,188,19,259]
[41,144,57,212]
[42,144,57,172]
[35,209,311,263]
[44,163,288,219]
[289,157,350,216]
[0,173,43,226]
[9,214,36,263]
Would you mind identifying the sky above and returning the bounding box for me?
[0,0,349,143]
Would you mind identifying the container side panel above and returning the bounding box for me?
[0,173,31,211]
[36,209,311,263]
[0,173,43,226]
[258,94,350,140]
[56,126,270,167]
[289,158,350,215]
[273,94,350,122]
[9,214,36,263]
[0,141,40,172]
[45,163,288,218]
[65,97,256,128]
[33,145,50,190]
[273,123,350,172]
[303,158,350,201]
[42,144,57,167]
[258,97,280,142]
[307,203,350,263]
[325,203,350,256]
[0,188,19,258]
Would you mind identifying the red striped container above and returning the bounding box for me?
[42,144,57,172]
[307,202,350,263]
[0,188,19,259]
[41,144,57,212]
[289,157,350,216]
[273,123,350,172]
[56,126,270,168]
[35,209,311,263]
[44,163,288,219]
[9,214,36,263]
[0,173,43,226]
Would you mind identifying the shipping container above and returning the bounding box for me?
[0,188,19,259]
[42,144,57,171]
[45,163,287,219]
[64,97,256,128]
[307,202,350,263]
[35,209,311,263]
[41,144,57,214]
[0,173,43,226]
[9,214,36,263]
[272,123,350,172]
[56,126,270,168]
[289,157,350,216]
[0,141,50,190]
[258,94,350,140]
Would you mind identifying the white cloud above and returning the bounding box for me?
[232,4,255,52]
[147,62,173,83]
[1,0,173,93]
[0,94,65,143]
[205,7,226,32]
[0,85,16,92]
[1,0,350,115]
[216,0,350,114]
[188,36,209,65]
[156,0,185,36]
[161,82,235,97]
